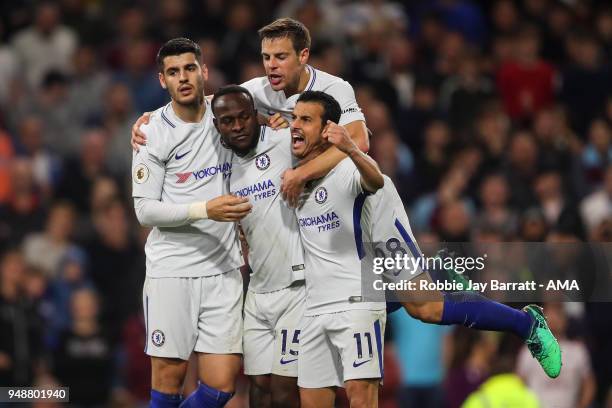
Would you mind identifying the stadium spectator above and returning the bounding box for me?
[444,328,495,408]
[496,24,555,121]
[390,311,452,408]
[51,288,114,407]
[0,250,42,386]
[461,334,540,408]
[22,201,78,278]
[580,165,612,237]
[10,1,77,89]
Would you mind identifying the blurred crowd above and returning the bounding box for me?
[0,0,611,407]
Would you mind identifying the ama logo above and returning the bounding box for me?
[255,153,271,170]
[315,187,328,204]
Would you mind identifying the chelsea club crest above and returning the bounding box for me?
[255,153,271,170]
[315,187,328,204]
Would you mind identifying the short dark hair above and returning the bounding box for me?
[296,91,341,125]
[211,85,255,112]
[156,38,201,72]
[258,18,311,54]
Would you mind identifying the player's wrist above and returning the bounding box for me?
[188,201,208,220]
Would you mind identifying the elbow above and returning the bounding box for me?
[134,200,153,227]
[372,174,384,191]
[357,135,369,153]
[135,211,153,228]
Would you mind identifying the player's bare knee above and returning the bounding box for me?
[151,357,188,394]
[345,380,378,408]
[251,375,272,393]
[270,379,299,408]
[250,376,272,408]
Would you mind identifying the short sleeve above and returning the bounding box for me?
[325,81,366,126]
[132,140,166,200]
[333,158,363,197]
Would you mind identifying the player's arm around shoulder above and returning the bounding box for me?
[322,121,383,194]
[325,80,369,152]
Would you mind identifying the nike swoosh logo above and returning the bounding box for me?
[175,150,192,160]
[353,359,372,368]
[280,357,298,365]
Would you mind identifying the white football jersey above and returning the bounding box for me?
[241,65,365,126]
[230,126,305,293]
[132,101,242,278]
[296,157,385,316]
[362,175,421,258]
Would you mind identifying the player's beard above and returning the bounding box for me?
[173,79,204,108]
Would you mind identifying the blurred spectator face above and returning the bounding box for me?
[227,1,255,32]
[119,7,146,40]
[386,36,413,71]
[548,5,572,37]
[576,36,600,67]
[312,46,345,77]
[364,101,391,134]
[589,119,611,154]
[413,84,436,110]
[425,120,450,151]
[492,0,518,32]
[477,108,509,153]
[515,28,541,61]
[126,41,154,75]
[73,46,97,76]
[438,32,466,74]
[492,35,514,64]
[296,1,322,33]
[35,2,60,34]
[47,203,75,242]
[105,83,133,117]
[261,36,309,93]
[200,38,220,67]
[533,108,557,142]
[521,209,548,241]
[80,129,108,168]
[62,260,83,283]
[10,159,36,194]
[360,21,388,54]
[480,174,509,207]
[0,251,26,291]
[421,15,445,47]
[509,132,538,173]
[71,288,99,321]
[524,0,548,17]
[596,10,612,41]
[458,53,480,82]
[370,130,399,176]
[19,116,44,154]
[534,172,562,201]
[24,269,47,300]
[160,0,187,23]
[95,201,129,248]
[239,60,265,84]
[439,200,471,240]
[90,177,119,213]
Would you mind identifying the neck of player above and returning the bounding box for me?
[172,96,206,123]
[285,66,311,97]
[298,142,330,167]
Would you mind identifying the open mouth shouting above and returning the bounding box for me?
[291,130,305,150]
